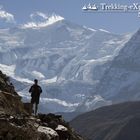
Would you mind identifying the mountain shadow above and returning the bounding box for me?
[70,101,140,140]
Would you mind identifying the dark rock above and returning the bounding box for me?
[37,113,84,140]
[23,102,33,115]
[0,70,17,95]
[0,91,27,116]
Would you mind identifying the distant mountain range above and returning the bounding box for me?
[0,13,132,113]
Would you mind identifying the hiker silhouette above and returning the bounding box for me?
[29,79,42,115]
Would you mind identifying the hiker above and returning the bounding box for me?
[29,79,42,115]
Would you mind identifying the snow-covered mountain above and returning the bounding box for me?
[0,14,131,113]
[97,28,140,101]
[78,28,140,112]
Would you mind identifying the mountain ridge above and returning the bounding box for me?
[0,17,131,113]
[0,70,84,140]
[77,28,140,112]
[70,101,140,140]
[95,28,140,102]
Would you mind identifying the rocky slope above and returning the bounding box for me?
[0,70,84,140]
[70,101,140,140]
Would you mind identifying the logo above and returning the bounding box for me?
[82,2,140,18]
[82,3,98,11]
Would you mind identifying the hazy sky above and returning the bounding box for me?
[0,0,140,34]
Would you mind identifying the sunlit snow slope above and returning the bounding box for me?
[0,15,131,113]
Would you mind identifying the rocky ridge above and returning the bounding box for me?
[70,101,140,140]
[0,70,83,140]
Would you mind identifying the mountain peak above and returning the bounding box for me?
[21,12,64,29]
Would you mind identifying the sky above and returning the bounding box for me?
[0,0,140,34]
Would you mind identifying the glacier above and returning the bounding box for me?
[0,15,132,113]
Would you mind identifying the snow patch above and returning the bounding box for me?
[41,76,57,84]
[32,71,45,79]
[41,98,79,107]
[0,64,15,76]
[85,95,112,110]
[0,8,15,23]
[88,27,97,32]
[99,29,110,33]
[83,26,96,32]
[21,13,64,29]
[14,76,33,84]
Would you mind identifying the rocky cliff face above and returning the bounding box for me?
[0,71,84,140]
[0,70,16,95]
[0,112,83,140]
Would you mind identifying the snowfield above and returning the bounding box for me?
[0,14,132,113]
